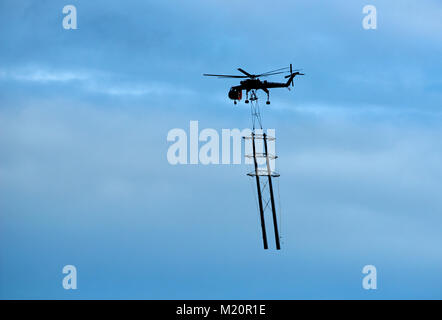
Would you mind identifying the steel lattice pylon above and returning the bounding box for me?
[243,90,281,250]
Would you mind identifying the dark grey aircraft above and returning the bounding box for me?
[203,64,304,105]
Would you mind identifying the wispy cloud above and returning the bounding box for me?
[0,68,90,82]
[0,66,195,97]
[88,81,195,97]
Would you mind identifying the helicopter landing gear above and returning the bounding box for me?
[262,88,270,105]
[245,90,250,104]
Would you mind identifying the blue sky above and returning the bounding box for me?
[1,0,442,299]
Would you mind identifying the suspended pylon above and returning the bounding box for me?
[243,90,281,250]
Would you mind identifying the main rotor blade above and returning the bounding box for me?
[258,71,287,77]
[259,67,290,76]
[237,68,254,77]
[203,74,248,78]
[216,75,249,78]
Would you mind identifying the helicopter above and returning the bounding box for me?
[203,64,304,105]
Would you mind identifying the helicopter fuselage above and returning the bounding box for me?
[228,74,297,103]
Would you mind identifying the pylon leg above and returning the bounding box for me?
[252,132,268,249]
[264,134,281,250]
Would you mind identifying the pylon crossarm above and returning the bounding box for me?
[243,134,275,141]
[245,153,277,159]
[247,170,280,177]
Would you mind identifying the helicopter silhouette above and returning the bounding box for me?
[203,64,304,105]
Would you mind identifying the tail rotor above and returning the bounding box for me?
[289,64,294,87]
[284,63,304,88]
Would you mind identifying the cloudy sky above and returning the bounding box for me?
[1,0,442,299]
